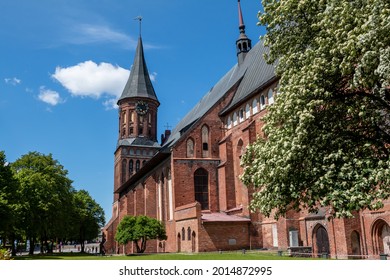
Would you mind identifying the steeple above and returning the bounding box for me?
[118,30,159,104]
[236,0,251,65]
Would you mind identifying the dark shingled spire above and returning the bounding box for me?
[118,35,159,103]
[236,0,251,65]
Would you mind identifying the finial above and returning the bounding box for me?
[238,0,245,30]
[134,16,143,37]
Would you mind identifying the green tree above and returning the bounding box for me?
[241,0,390,218]
[0,151,20,253]
[115,215,166,254]
[69,189,105,253]
[12,152,74,254]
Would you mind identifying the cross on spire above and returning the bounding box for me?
[164,123,172,130]
[134,15,143,37]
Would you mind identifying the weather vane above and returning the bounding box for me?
[134,15,143,36]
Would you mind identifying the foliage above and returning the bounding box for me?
[11,152,75,253]
[69,189,105,253]
[115,215,167,253]
[241,0,390,218]
[0,248,12,260]
[0,151,19,240]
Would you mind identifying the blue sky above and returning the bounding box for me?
[0,0,265,221]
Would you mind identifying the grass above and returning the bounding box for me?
[14,250,313,260]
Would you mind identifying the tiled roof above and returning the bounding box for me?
[118,36,159,103]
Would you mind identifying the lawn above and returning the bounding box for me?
[15,250,312,260]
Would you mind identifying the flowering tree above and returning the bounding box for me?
[241,0,390,218]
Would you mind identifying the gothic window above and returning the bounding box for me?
[121,159,127,184]
[187,138,194,158]
[122,111,127,124]
[182,227,185,241]
[194,168,209,210]
[239,109,244,122]
[130,111,134,123]
[188,227,191,241]
[129,160,134,175]
[268,88,274,105]
[227,116,232,129]
[233,112,238,126]
[201,125,209,158]
[252,98,258,114]
[136,160,140,172]
[245,103,251,119]
[260,95,266,109]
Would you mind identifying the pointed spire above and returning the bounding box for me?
[236,0,251,64]
[118,28,159,104]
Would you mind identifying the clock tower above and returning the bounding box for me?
[113,33,160,198]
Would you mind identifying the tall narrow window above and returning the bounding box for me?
[188,227,191,241]
[227,116,232,129]
[187,138,194,158]
[129,160,134,175]
[136,160,140,172]
[268,89,274,105]
[252,98,258,114]
[201,125,209,158]
[245,103,251,119]
[121,160,127,184]
[194,168,209,210]
[233,112,238,126]
[260,95,266,109]
[182,227,185,241]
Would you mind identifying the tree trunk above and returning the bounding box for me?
[29,237,35,255]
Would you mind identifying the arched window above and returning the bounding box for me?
[188,227,191,241]
[201,125,209,158]
[268,88,274,105]
[227,116,232,129]
[252,98,258,114]
[121,160,127,184]
[129,160,134,175]
[187,138,194,158]
[233,112,238,126]
[182,227,185,241]
[245,103,251,119]
[194,168,209,210]
[136,160,140,172]
[260,95,266,110]
[239,109,244,122]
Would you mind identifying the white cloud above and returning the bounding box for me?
[67,24,136,48]
[52,61,129,99]
[103,98,119,110]
[4,77,21,85]
[38,87,63,106]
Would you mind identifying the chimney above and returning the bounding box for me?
[161,129,171,145]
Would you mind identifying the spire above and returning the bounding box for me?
[236,0,251,64]
[118,25,159,104]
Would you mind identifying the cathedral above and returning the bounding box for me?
[104,1,390,258]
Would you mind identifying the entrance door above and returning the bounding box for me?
[316,226,330,255]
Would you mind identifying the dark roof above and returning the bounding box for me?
[220,41,276,115]
[162,40,276,150]
[117,137,161,149]
[118,36,159,103]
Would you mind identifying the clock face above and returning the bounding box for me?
[135,101,149,115]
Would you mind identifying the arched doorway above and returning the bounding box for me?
[314,225,330,256]
[372,219,390,255]
[351,231,361,258]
